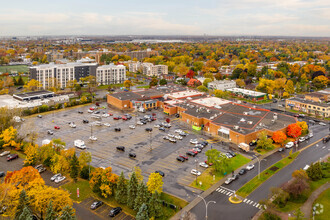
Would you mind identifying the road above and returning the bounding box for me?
[190,122,329,220]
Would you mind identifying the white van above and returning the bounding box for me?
[74,140,86,149]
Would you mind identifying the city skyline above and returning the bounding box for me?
[0,0,329,37]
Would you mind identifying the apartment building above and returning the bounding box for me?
[286,98,330,118]
[96,64,126,85]
[208,80,236,90]
[142,63,168,76]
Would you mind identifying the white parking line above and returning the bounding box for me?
[229,193,233,196]
[226,192,231,196]
[216,188,220,192]
[246,200,250,203]
[253,203,257,207]
[243,199,247,203]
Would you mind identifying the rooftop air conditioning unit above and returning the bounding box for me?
[210,116,214,120]
[233,125,239,130]
[248,121,253,124]
[271,119,275,123]
[207,109,210,113]
[243,112,248,115]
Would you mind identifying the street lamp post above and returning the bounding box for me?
[195,159,198,184]
[197,195,216,220]
[255,156,267,179]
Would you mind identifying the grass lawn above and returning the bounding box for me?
[0,65,29,73]
[190,154,251,190]
[313,188,330,220]
[62,179,93,202]
[136,85,150,89]
[159,193,189,220]
[237,152,299,198]
[97,83,125,89]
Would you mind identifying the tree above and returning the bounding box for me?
[270,187,289,208]
[124,80,133,88]
[17,76,25,85]
[186,69,195,79]
[204,72,214,80]
[15,189,30,219]
[296,121,308,134]
[5,166,44,187]
[272,131,287,147]
[24,143,39,166]
[0,126,20,150]
[45,201,56,220]
[78,151,91,170]
[306,162,323,181]
[148,191,162,218]
[80,96,87,103]
[127,172,139,209]
[115,172,127,204]
[80,75,96,96]
[197,85,208,92]
[58,205,75,220]
[292,170,309,181]
[66,80,77,92]
[205,149,230,174]
[89,167,118,198]
[287,123,302,139]
[24,79,42,91]
[203,78,212,87]
[19,206,33,220]
[147,173,163,194]
[282,178,309,199]
[257,131,274,150]
[149,78,158,87]
[274,78,286,98]
[131,166,143,183]
[134,182,149,211]
[312,75,329,89]
[136,203,149,220]
[70,153,79,182]
[159,79,167,85]
[293,208,304,220]
[235,79,245,88]
[285,80,295,95]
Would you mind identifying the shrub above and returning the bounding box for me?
[306,162,323,181]
[80,165,90,180]
[260,211,281,220]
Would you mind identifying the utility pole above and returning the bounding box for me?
[197,195,216,220]
[255,156,266,179]
[195,159,198,184]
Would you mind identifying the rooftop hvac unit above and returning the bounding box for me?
[240,118,246,122]
[207,109,210,113]
[210,116,215,120]
[247,121,253,124]
[271,119,275,123]
[243,112,248,115]
[234,125,239,130]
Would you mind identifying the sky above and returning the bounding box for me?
[0,0,329,37]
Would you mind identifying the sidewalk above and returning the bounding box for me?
[300,182,330,219]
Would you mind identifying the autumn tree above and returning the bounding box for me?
[312,75,329,89]
[5,166,44,187]
[197,85,208,92]
[159,79,167,85]
[24,143,39,166]
[205,149,230,174]
[89,167,118,198]
[127,172,139,209]
[149,78,158,87]
[147,173,163,194]
[296,121,308,134]
[24,79,42,91]
[115,172,127,204]
[131,166,143,183]
[283,178,309,199]
[272,131,287,147]
[186,69,195,79]
[285,80,295,95]
[0,126,20,150]
[70,153,79,182]
[124,80,133,88]
[235,79,245,88]
[204,72,214,80]
[78,151,91,170]
[287,123,302,139]
[66,80,77,92]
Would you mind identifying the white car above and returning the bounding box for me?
[190,139,198,144]
[93,121,102,126]
[89,136,97,141]
[246,164,255,170]
[179,132,187,136]
[137,121,144,125]
[319,122,326,126]
[193,148,202,153]
[195,144,204,149]
[299,137,305,142]
[175,129,183,133]
[51,173,62,181]
[303,165,310,171]
[191,169,201,176]
[285,141,294,149]
[174,135,183,140]
[169,138,177,143]
[88,109,94,113]
[102,114,110,118]
[0,151,10,157]
[168,134,175,138]
[129,125,136,129]
[225,177,234,185]
[55,176,66,183]
[69,123,76,128]
[199,162,209,168]
[154,124,160,128]
[309,133,313,138]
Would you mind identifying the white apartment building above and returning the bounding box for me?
[96,64,126,85]
[142,63,168,76]
[208,80,236,90]
[128,61,142,72]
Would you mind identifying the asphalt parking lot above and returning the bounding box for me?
[0,151,24,178]
[23,103,243,202]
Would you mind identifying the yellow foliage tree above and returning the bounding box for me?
[24,143,39,166]
[124,80,133,88]
[147,173,163,194]
[78,151,91,169]
[5,166,44,188]
[51,154,70,174]
[0,126,20,149]
[24,79,42,91]
[89,167,118,198]
[296,121,308,134]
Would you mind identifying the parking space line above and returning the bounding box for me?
[243,199,247,202]
[246,200,250,203]
[228,193,233,196]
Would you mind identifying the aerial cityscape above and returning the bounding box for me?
[0,1,329,220]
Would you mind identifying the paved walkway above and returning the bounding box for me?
[300,182,330,219]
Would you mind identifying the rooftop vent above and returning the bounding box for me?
[247,121,253,124]
[240,118,246,122]
[243,112,248,115]
[233,125,239,130]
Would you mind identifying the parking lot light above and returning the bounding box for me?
[197,195,216,220]
[195,159,198,184]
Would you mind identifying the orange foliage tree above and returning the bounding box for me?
[89,167,118,198]
[5,166,44,187]
[272,131,287,146]
[287,123,302,139]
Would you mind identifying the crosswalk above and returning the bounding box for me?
[215,186,264,209]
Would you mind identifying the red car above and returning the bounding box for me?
[54,126,60,129]
[113,116,121,120]
[189,149,198,154]
[152,113,156,116]
[89,107,95,110]
[122,116,128,120]
[108,112,113,116]
[7,154,18,161]
[179,155,188,160]
[151,117,157,121]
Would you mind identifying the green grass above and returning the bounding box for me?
[0,65,29,73]
[136,85,150,89]
[97,83,125,89]
[237,152,300,198]
[312,188,330,220]
[159,193,189,220]
[190,154,251,190]
[62,179,93,202]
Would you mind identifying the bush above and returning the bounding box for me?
[260,211,281,220]
[80,165,90,180]
[306,162,323,181]
[43,157,52,167]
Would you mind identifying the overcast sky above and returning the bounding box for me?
[0,0,329,37]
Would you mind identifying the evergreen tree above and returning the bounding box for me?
[70,153,79,182]
[15,189,30,219]
[12,77,18,86]
[127,172,138,209]
[18,206,33,220]
[17,75,24,86]
[45,201,56,220]
[134,182,149,211]
[148,191,162,218]
[306,162,323,181]
[59,205,75,220]
[115,172,127,204]
[136,203,149,220]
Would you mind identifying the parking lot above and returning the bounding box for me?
[0,151,24,179]
[23,103,242,201]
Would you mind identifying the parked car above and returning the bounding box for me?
[249,140,257,146]
[186,151,197,157]
[145,128,153,132]
[54,126,60,129]
[114,128,121,132]
[37,114,42,118]
[90,201,103,210]
[278,147,285,152]
[285,141,294,149]
[200,141,208,146]
[204,160,213,166]
[87,109,94,113]
[7,154,18,161]
[47,130,54,135]
[51,173,62,181]
[195,144,204,149]
[78,111,83,114]
[54,176,66,183]
[83,119,89,123]
[109,207,122,217]
[299,137,305,142]
[179,155,188,160]
[303,165,310,171]
[319,122,326,126]
[177,156,185,162]
[0,172,5,177]
[113,116,122,120]
[246,164,255,170]
[169,138,177,143]
[199,162,209,168]
[89,136,97,141]
[191,169,201,176]
[155,170,165,177]
[116,146,125,152]
[129,153,136,158]
[228,151,236,157]
[154,124,160,128]
[225,177,234,185]
[193,147,202,153]
[102,114,110,118]
[225,153,233,159]
[35,164,46,173]
[0,151,10,157]
[175,129,183,133]
[104,123,111,127]
[232,174,239,180]
[175,135,183,140]
[190,139,198,144]
[168,134,175,138]
[309,133,313,138]
[137,121,144,125]
[239,168,247,175]
[163,136,169,140]
[69,123,76,128]
[179,132,187,136]
[159,127,166,132]
[129,125,136,129]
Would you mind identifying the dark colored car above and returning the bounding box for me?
[232,174,239,180]
[186,151,197,157]
[273,100,277,103]
[200,141,208,146]
[90,201,103,210]
[7,154,18,161]
[175,113,180,118]
[129,153,136,158]
[249,140,257,146]
[176,156,185,162]
[78,111,83,114]
[47,130,54,135]
[114,128,121,132]
[145,128,153,132]
[0,172,5,177]
[109,207,122,217]
[228,151,236,157]
[83,119,89,123]
[155,170,165,177]
[159,127,166,132]
[116,146,125,152]
[239,168,247,175]
[94,110,100,114]
[278,147,285,152]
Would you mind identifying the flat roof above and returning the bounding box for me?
[226,88,266,97]
[191,97,231,107]
[13,90,54,99]
[110,91,142,101]
[287,98,329,108]
[167,90,204,99]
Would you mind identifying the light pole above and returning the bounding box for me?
[195,159,198,184]
[197,195,216,220]
[149,131,152,151]
[255,156,266,179]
